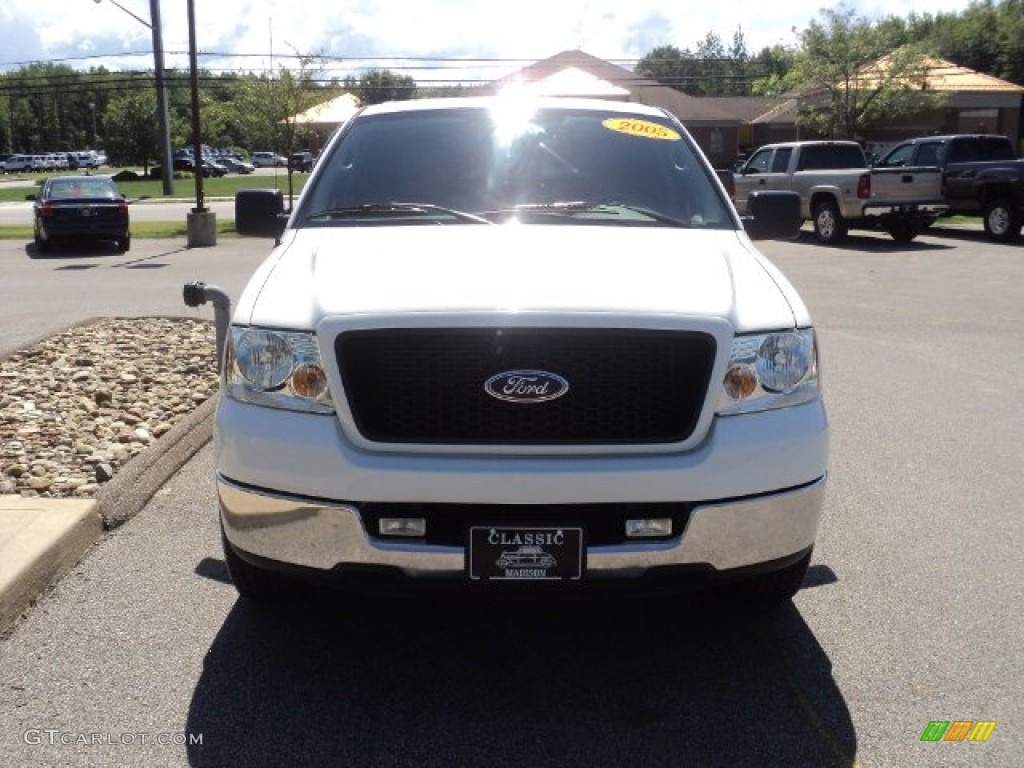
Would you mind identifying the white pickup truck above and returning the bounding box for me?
[734,140,947,243]
[213,96,829,609]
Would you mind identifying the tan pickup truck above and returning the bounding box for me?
[734,140,947,243]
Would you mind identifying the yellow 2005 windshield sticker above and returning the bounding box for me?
[602,118,680,141]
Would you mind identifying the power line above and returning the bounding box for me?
[1,48,645,67]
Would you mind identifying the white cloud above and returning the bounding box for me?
[1,0,978,78]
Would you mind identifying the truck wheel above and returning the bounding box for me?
[886,221,919,243]
[719,549,813,608]
[983,199,1022,241]
[812,201,847,244]
[221,524,296,603]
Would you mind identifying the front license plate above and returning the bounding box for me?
[468,526,584,582]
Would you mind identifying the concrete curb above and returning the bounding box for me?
[0,395,216,637]
[96,395,216,529]
[0,498,102,637]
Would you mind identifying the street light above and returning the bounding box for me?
[92,0,174,196]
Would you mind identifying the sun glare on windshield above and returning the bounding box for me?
[489,92,540,148]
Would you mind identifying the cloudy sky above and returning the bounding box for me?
[1,0,976,83]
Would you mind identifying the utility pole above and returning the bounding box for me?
[92,0,174,195]
[185,0,216,246]
[148,0,174,196]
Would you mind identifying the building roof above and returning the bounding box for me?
[701,97,786,123]
[481,50,656,95]
[749,98,800,125]
[477,49,742,125]
[289,92,361,126]
[913,57,1024,93]
[494,65,632,99]
[802,54,1024,96]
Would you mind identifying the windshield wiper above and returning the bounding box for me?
[511,201,691,227]
[304,202,494,225]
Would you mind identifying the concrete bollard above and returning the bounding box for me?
[186,209,217,247]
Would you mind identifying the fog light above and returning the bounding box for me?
[291,363,328,399]
[723,364,758,400]
[625,518,673,538]
[379,518,427,537]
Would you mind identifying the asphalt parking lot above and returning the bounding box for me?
[0,222,1022,767]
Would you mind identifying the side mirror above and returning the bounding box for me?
[235,189,287,239]
[743,191,802,241]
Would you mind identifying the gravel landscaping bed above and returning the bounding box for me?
[1,317,219,498]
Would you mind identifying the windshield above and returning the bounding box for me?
[298,105,734,229]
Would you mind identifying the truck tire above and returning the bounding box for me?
[886,220,919,243]
[812,200,848,244]
[983,199,1022,241]
[221,524,296,603]
[719,548,813,608]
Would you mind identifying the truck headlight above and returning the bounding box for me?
[224,327,334,413]
[717,329,819,415]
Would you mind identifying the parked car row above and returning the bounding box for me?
[873,133,1024,241]
[170,148,254,177]
[732,140,946,244]
[251,150,317,171]
[730,132,1024,243]
[173,148,313,171]
[2,150,105,174]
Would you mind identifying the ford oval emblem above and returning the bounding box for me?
[484,370,570,404]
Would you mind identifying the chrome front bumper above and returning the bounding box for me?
[219,475,826,579]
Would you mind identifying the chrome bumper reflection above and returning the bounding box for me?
[218,475,826,578]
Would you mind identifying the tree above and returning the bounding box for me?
[103,85,158,170]
[343,69,416,106]
[725,28,751,96]
[926,0,1024,85]
[791,4,941,139]
[695,32,727,96]
[0,62,104,152]
[634,45,692,91]
[636,30,756,96]
[636,45,700,94]
[749,45,799,96]
[229,75,281,152]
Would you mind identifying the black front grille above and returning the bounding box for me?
[359,502,693,546]
[335,328,716,445]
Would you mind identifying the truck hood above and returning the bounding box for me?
[238,225,799,331]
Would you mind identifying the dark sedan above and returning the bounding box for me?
[32,176,130,253]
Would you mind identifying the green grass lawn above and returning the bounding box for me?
[0,219,240,240]
[0,170,981,239]
[0,170,306,238]
[0,171,307,203]
[115,173,308,201]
